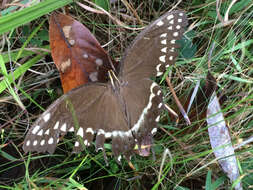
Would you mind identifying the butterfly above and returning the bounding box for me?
[23,10,188,162]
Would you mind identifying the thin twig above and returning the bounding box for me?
[165,75,191,125]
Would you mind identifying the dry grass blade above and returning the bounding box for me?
[166,75,191,125]
[77,1,145,31]
[207,92,242,190]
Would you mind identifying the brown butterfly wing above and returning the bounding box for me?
[49,13,116,93]
[121,11,188,81]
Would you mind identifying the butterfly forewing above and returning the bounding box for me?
[121,11,188,81]
[49,13,116,93]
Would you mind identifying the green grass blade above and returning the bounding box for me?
[0,52,48,94]
[0,0,73,35]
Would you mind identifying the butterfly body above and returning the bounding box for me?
[23,11,188,161]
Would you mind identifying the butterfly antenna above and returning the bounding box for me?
[108,70,115,88]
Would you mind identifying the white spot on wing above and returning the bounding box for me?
[169,56,173,61]
[84,140,88,146]
[62,25,71,38]
[173,32,179,37]
[161,39,167,45]
[117,155,122,162]
[155,115,160,122]
[69,39,75,45]
[89,72,98,82]
[176,25,181,29]
[60,59,71,73]
[156,20,164,26]
[178,18,182,23]
[98,129,105,136]
[86,128,94,135]
[32,125,40,135]
[40,139,45,146]
[160,33,167,38]
[26,140,30,146]
[45,129,50,135]
[83,54,88,58]
[169,20,174,24]
[112,131,118,137]
[161,47,167,53]
[168,26,173,30]
[159,55,166,63]
[157,90,162,96]
[170,47,175,52]
[69,127,74,132]
[179,13,184,16]
[60,123,67,132]
[74,141,79,147]
[171,40,176,44]
[105,132,112,138]
[54,121,59,130]
[48,137,54,144]
[95,58,103,66]
[37,129,43,136]
[156,64,161,72]
[151,128,157,134]
[43,113,51,122]
[77,128,84,137]
[156,72,163,76]
[167,15,174,20]
[158,103,163,108]
[33,140,38,146]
